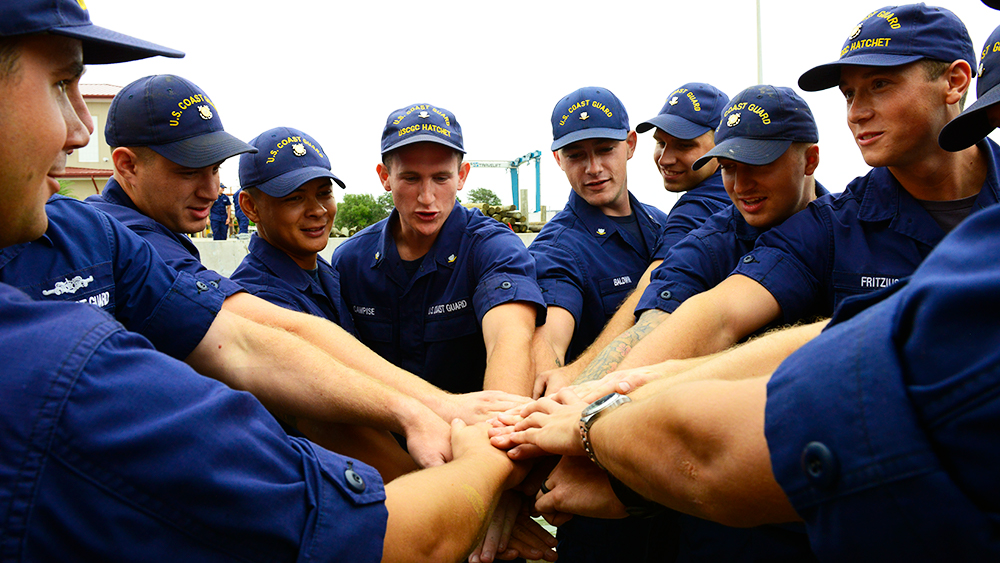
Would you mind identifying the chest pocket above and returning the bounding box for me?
[424,299,479,342]
[597,270,642,316]
[351,305,393,344]
[24,264,116,314]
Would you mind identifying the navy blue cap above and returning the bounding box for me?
[693,85,818,170]
[381,104,464,155]
[636,83,729,139]
[240,127,345,197]
[106,75,256,169]
[939,25,1000,151]
[0,0,184,64]
[551,87,629,151]
[799,4,975,92]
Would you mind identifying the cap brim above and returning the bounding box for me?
[49,24,184,64]
[798,53,923,91]
[150,130,257,169]
[382,134,465,155]
[938,84,1000,151]
[693,138,793,170]
[551,127,629,151]
[636,114,711,139]
[257,167,345,198]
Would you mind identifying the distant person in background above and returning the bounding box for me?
[211,183,231,239]
[233,187,250,236]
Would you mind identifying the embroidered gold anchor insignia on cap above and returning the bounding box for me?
[418,111,430,119]
[579,112,590,121]
[668,97,679,106]
[292,143,306,157]
[198,105,213,120]
[727,113,741,127]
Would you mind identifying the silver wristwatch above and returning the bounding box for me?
[579,392,631,470]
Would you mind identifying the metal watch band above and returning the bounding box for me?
[579,393,631,470]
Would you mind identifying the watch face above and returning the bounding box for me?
[584,393,620,416]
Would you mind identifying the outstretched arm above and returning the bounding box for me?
[573,319,828,402]
[220,292,527,424]
[530,306,575,397]
[615,274,781,370]
[495,377,798,527]
[382,420,531,563]
[572,308,669,385]
[482,302,538,396]
[539,259,662,390]
[187,304,452,468]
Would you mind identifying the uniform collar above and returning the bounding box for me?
[859,139,1000,224]
[565,189,661,250]
[373,201,469,287]
[98,177,203,259]
[99,177,138,211]
[685,169,728,200]
[248,233,316,292]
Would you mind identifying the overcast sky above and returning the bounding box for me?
[83,0,1000,213]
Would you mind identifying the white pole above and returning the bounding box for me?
[756,0,763,84]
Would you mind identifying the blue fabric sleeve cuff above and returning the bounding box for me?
[474,272,547,326]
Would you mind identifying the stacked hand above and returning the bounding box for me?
[485,388,628,523]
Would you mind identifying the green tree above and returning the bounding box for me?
[376,192,394,216]
[467,187,500,206]
[334,193,390,230]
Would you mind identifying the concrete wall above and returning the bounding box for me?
[192,233,539,278]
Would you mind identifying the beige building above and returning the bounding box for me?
[54,83,120,200]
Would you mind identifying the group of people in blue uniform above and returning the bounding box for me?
[4,0,1000,561]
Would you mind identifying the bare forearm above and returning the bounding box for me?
[563,288,644,375]
[483,303,537,396]
[187,308,432,436]
[652,320,828,390]
[589,377,798,527]
[295,422,417,483]
[382,446,512,562]
[531,325,565,373]
[573,309,668,384]
[485,333,535,396]
[221,293,451,413]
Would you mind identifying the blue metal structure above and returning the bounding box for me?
[469,150,542,211]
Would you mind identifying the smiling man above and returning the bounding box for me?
[231,126,347,324]
[331,103,544,397]
[601,3,1000,374]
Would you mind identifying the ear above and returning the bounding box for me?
[803,144,820,176]
[239,190,262,223]
[944,59,973,107]
[625,130,638,160]
[111,147,142,181]
[376,163,392,192]
[456,161,471,191]
[552,150,564,170]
